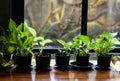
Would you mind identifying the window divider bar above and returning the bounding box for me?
[81,0,88,35]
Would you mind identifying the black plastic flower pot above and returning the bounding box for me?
[55,55,70,68]
[76,54,90,66]
[3,54,11,62]
[0,54,13,69]
[35,54,51,70]
[97,55,112,68]
[12,54,18,65]
[16,55,32,69]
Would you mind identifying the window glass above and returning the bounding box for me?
[25,0,82,47]
[25,0,120,46]
[87,0,120,39]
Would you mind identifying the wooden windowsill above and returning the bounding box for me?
[0,59,120,81]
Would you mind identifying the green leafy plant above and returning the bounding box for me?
[57,40,72,56]
[0,52,6,67]
[92,32,120,56]
[36,36,52,56]
[0,19,18,55]
[71,35,92,56]
[0,52,13,67]
[16,23,36,56]
[0,19,18,67]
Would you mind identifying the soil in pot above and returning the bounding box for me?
[76,54,90,66]
[55,55,70,68]
[35,53,51,70]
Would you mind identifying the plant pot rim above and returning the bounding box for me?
[97,54,112,57]
[16,54,32,57]
[76,54,90,57]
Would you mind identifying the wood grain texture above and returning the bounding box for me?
[0,65,120,81]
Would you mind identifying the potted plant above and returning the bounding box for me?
[13,21,36,69]
[0,52,13,69]
[0,19,17,68]
[55,40,72,69]
[71,35,92,68]
[35,36,52,70]
[92,32,120,69]
[0,20,18,62]
[0,19,18,66]
[0,52,7,68]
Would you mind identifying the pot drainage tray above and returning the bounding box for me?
[54,65,70,70]
[35,66,51,71]
[95,65,111,70]
[70,62,93,70]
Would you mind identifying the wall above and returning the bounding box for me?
[0,0,11,29]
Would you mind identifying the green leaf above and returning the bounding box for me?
[72,38,80,48]
[6,46,16,54]
[17,23,24,31]
[25,37,34,46]
[112,38,120,45]
[3,60,13,67]
[27,26,36,37]
[9,19,16,31]
[57,40,68,48]
[22,26,29,37]
[110,32,118,37]
[17,23,29,37]
[102,32,112,40]
[0,53,7,67]
[42,39,52,46]
[80,35,90,45]
[18,40,22,49]
[10,29,18,42]
[17,37,25,49]
[34,36,44,41]
[21,36,27,44]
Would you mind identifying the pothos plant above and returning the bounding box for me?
[0,52,13,67]
[71,35,92,56]
[0,52,6,67]
[0,19,18,67]
[16,23,36,56]
[0,19,18,55]
[35,36,52,56]
[92,32,120,56]
[57,40,72,56]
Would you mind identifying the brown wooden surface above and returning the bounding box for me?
[0,65,120,81]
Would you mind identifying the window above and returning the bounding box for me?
[25,0,120,42]
[24,0,89,47]
[25,0,83,41]
[87,0,120,39]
